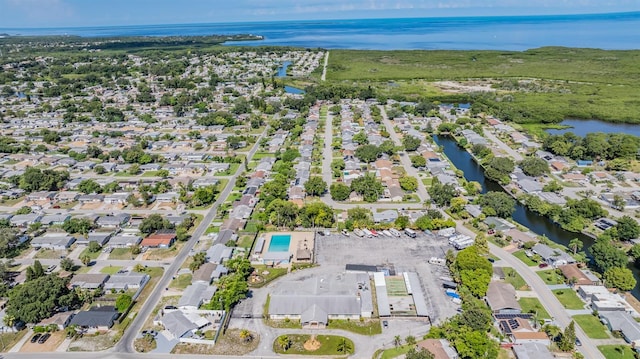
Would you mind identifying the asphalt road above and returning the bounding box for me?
[114,129,267,353]
[484,129,524,162]
[489,243,605,359]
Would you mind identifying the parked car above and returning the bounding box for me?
[30,334,41,343]
[538,263,549,268]
[38,333,50,344]
[382,320,388,328]
[575,338,582,346]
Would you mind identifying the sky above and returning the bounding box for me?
[0,0,639,28]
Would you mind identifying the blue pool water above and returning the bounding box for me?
[268,234,291,252]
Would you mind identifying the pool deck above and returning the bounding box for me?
[262,231,315,265]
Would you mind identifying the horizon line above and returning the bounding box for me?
[1,9,639,32]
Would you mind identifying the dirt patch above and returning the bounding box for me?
[20,331,65,352]
[303,335,321,351]
[172,329,260,355]
[134,336,157,353]
[433,80,496,93]
[80,202,102,210]
[67,332,117,352]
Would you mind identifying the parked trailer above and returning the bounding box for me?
[382,230,393,237]
[442,281,458,289]
[445,289,460,299]
[353,229,365,237]
[389,228,402,237]
[370,229,379,237]
[428,257,447,266]
[361,229,373,238]
[404,228,417,238]
[438,227,456,237]
[453,239,474,250]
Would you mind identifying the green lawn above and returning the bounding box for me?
[513,250,537,266]
[503,267,529,290]
[598,345,636,359]
[237,235,255,250]
[327,319,382,335]
[80,247,101,260]
[169,274,192,290]
[109,248,135,260]
[573,314,610,339]
[249,265,288,288]
[537,269,566,285]
[518,297,551,319]
[141,170,160,177]
[552,289,585,310]
[376,344,413,359]
[100,266,122,275]
[273,334,354,355]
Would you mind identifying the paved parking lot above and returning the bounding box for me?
[315,231,459,324]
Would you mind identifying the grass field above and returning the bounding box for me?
[377,344,413,359]
[518,297,551,319]
[513,250,537,266]
[385,276,408,296]
[552,289,585,310]
[573,314,610,339]
[273,334,354,355]
[327,48,640,124]
[100,266,122,275]
[537,269,566,285]
[327,319,382,336]
[503,267,529,290]
[598,345,635,359]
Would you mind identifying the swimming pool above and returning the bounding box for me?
[268,234,291,252]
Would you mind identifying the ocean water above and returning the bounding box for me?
[2,12,640,50]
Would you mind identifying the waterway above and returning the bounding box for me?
[546,119,640,137]
[276,61,305,95]
[433,134,640,298]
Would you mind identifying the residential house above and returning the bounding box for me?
[178,282,217,310]
[69,306,119,332]
[558,264,601,287]
[104,273,150,291]
[600,311,640,347]
[485,281,521,315]
[39,213,71,226]
[96,213,130,228]
[532,243,575,267]
[511,343,555,359]
[31,233,76,250]
[415,339,458,359]
[373,210,398,224]
[140,231,176,249]
[70,273,110,290]
[106,235,142,249]
[39,312,74,330]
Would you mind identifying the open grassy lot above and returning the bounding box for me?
[513,250,537,266]
[327,48,640,123]
[327,319,382,335]
[573,314,610,339]
[100,266,122,275]
[109,248,134,260]
[537,269,566,285]
[273,334,354,355]
[552,289,585,310]
[169,273,192,290]
[376,344,413,359]
[598,345,636,359]
[503,267,529,290]
[518,297,551,319]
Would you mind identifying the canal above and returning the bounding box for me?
[276,61,305,95]
[434,134,640,298]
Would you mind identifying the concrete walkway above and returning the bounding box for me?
[8,328,31,352]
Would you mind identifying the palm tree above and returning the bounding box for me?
[569,238,583,255]
[405,335,416,346]
[393,335,402,347]
[277,335,290,351]
[239,329,252,343]
[336,338,353,354]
